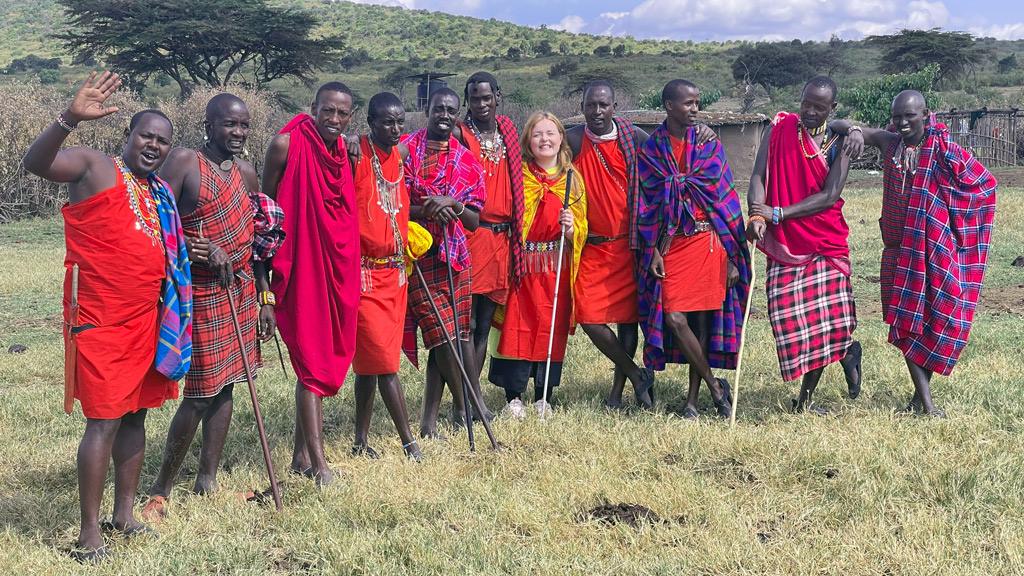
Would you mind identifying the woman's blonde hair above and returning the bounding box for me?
[520,111,574,176]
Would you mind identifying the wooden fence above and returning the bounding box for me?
[935,108,1020,167]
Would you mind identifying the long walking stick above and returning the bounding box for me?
[441,225,475,451]
[225,279,282,510]
[540,169,574,420]
[272,333,289,378]
[730,242,757,428]
[414,262,500,450]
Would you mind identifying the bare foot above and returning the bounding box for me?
[193,474,218,495]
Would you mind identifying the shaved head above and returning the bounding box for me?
[892,89,927,112]
[583,79,615,101]
[205,93,246,121]
[661,79,698,106]
[368,91,403,121]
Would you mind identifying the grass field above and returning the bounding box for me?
[1,172,1023,574]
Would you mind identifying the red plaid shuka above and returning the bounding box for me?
[496,115,527,286]
[402,130,485,272]
[403,252,472,367]
[179,154,260,397]
[880,123,997,375]
[767,258,856,382]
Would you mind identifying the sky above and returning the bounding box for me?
[347,0,1024,42]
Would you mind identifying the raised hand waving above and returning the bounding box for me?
[64,71,123,125]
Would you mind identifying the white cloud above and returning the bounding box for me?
[552,15,587,33]
[970,22,1024,40]
[575,0,979,41]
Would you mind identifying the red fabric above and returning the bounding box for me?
[62,165,177,419]
[270,114,360,397]
[669,136,706,220]
[181,154,260,398]
[760,113,850,268]
[353,137,409,375]
[463,126,513,303]
[578,137,629,237]
[662,231,726,313]
[497,190,572,361]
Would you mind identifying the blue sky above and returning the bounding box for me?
[351,0,1024,41]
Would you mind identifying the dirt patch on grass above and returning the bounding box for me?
[856,281,1024,318]
[580,502,662,527]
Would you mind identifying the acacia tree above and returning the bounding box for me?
[58,0,346,97]
[730,41,815,97]
[867,29,988,86]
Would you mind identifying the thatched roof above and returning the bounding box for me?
[563,109,768,127]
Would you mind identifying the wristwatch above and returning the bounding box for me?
[259,291,277,306]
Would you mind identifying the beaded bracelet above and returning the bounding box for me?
[749,215,767,225]
[56,113,78,133]
[772,207,781,225]
[453,202,466,217]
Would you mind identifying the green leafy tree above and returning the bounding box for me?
[58,0,346,97]
[840,64,939,126]
[612,44,626,57]
[998,53,1018,74]
[593,45,612,57]
[731,42,815,96]
[866,29,988,85]
[535,39,554,57]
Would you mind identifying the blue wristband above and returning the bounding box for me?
[772,206,780,225]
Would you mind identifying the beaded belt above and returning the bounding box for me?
[361,254,404,270]
[479,221,512,234]
[675,220,712,236]
[586,234,627,245]
[524,240,559,253]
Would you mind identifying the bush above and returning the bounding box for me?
[635,87,722,111]
[841,64,938,126]
[548,59,579,79]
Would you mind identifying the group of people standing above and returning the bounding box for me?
[25,69,996,562]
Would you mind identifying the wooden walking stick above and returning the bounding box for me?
[730,242,757,428]
[441,225,475,451]
[225,279,282,510]
[63,264,80,414]
[540,168,574,420]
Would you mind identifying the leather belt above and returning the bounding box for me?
[479,221,512,234]
[586,234,626,245]
[675,220,712,236]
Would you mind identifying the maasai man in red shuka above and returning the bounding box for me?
[24,72,190,562]
[746,77,863,415]
[263,82,360,487]
[349,92,421,461]
[449,71,525,423]
[402,88,486,438]
[144,94,284,519]
[565,80,653,410]
[635,80,751,421]
[836,90,997,418]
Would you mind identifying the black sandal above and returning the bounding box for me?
[351,444,381,459]
[633,368,655,410]
[713,378,733,419]
[840,341,863,399]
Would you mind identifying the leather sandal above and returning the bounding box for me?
[840,341,863,399]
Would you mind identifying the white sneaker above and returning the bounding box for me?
[534,399,554,417]
[502,398,527,420]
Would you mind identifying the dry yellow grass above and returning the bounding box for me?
[0,178,1022,574]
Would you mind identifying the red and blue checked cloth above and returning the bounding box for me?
[766,257,856,382]
[403,251,472,367]
[880,124,997,375]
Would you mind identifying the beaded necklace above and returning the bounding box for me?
[369,141,404,254]
[590,139,627,195]
[467,117,505,177]
[797,122,838,159]
[115,157,161,246]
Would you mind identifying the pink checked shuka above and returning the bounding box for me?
[271,114,360,397]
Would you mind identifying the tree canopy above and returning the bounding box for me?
[58,0,346,97]
[841,64,939,127]
[731,42,816,95]
[866,29,988,85]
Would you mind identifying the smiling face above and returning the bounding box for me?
[665,85,700,128]
[891,91,930,145]
[122,113,173,176]
[529,117,562,165]
[582,85,616,136]
[799,84,836,130]
[467,82,499,125]
[426,92,460,141]
[206,100,251,158]
[310,90,354,144]
[369,104,405,150]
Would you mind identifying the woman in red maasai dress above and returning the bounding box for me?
[350,93,421,461]
[489,112,588,418]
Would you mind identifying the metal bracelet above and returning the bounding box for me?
[56,113,77,133]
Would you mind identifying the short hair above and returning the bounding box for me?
[464,71,500,101]
[428,87,460,108]
[367,92,404,121]
[314,81,353,106]
[205,93,246,122]
[802,75,838,102]
[129,109,172,132]
[661,79,698,105]
[582,79,615,101]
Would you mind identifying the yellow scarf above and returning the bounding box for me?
[520,162,588,290]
